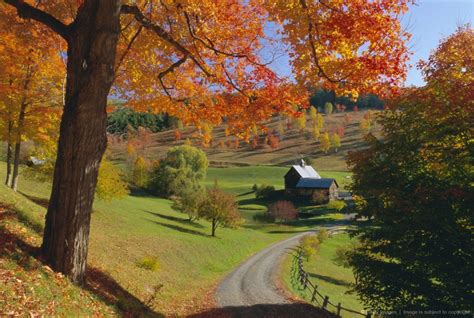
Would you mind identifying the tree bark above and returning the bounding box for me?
[4,120,13,186]
[41,0,121,285]
[211,219,217,237]
[11,102,27,192]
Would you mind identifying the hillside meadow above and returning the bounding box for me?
[0,162,349,316]
[108,109,380,172]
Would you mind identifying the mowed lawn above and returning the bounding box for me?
[281,233,365,317]
[0,163,350,315]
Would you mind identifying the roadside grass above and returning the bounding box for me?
[0,162,345,315]
[281,233,365,317]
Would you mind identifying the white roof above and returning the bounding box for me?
[292,165,321,179]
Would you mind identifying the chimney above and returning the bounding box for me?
[300,159,305,167]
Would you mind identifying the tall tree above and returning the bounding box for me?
[347,26,473,310]
[2,0,411,284]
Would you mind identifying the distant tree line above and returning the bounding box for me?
[106,105,172,135]
[310,89,384,111]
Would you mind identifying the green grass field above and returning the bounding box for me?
[0,162,350,316]
[281,233,365,318]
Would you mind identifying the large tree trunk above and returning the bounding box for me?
[41,0,121,285]
[11,103,27,192]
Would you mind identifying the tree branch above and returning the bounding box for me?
[121,4,213,78]
[158,55,188,99]
[3,0,70,40]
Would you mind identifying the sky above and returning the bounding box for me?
[266,0,474,87]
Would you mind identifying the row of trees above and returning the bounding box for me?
[310,89,384,111]
[0,10,63,192]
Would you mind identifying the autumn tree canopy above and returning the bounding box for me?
[1,0,413,284]
[0,9,63,190]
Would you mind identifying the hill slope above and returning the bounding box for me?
[109,110,380,171]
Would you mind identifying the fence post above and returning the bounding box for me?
[336,302,341,317]
[310,285,319,303]
[322,296,329,309]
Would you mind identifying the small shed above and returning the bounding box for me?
[284,160,339,202]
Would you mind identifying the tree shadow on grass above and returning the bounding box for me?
[86,267,164,317]
[143,210,204,228]
[146,219,210,237]
[0,210,164,318]
[237,190,255,197]
[308,272,351,287]
[187,303,335,318]
[18,192,49,209]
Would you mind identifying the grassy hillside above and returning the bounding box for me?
[0,163,348,316]
[108,110,380,171]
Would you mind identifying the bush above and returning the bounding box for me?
[95,158,129,201]
[172,187,205,221]
[267,200,298,225]
[327,200,346,211]
[317,228,329,242]
[136,256,160,272]
[255,184,276,199]
[299,235,320,260]
[311,191,328,205]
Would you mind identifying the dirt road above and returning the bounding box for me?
[212,223,348,317]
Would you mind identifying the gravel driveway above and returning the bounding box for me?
[211,220,351,318]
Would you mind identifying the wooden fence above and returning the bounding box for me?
[291,249,372,318]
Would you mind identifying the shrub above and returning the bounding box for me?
[317,228,329,242]
[136,256,160,272]
[327,200,346,211]
[172,187,205,221]
[311,191,328,205]
[324,102,333,115]
[267,200,298,225]
[96,158,129,201]
[255,184,276,199]
[299,235,320,260]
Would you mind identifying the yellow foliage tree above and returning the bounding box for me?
[132,156,148,188]
[96,158,129,201]
[296,112,307,131]
[320,132,331,154]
